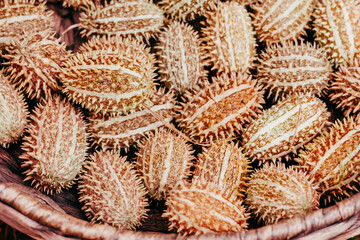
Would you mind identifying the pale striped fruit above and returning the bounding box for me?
[88,88,175,151]
[246,163,319,225]
[242,93,330,163]
[3,31,70,100]
[163,178,249,236]
[0,0,54,50]
[59,36,156,116]
[158,0,216,21]
[20,95,88,194]
[78,0,164,42]
[252,0,316,43]
[201,1,256,74]
[0,70,28,147]
[330,59,360,116]
[156,21,207,94]
[193,139,251,198]
[176,73,264,144]
[313,0,360,66]
[136,128,194,200]
[78,150,148,230]
[257,41,332,101]
[296,116,360,204]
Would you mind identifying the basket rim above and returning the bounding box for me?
[1,182,360,240]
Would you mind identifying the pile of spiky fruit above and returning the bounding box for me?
[1,0,360,237]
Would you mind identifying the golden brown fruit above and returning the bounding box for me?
[296,116,360,204]
[252,0,316,43]
[201,1,256,74]
[59,36,156,116]
[156,21,207,94]
[136,128,194,200]
[78,0,164,42]
[0,70,28,147]
[158,0,216,21]
[0,0,54,51]
[163,178,249,236]
[257,41,332,101]
[242,93,330,163]
[313,0,360,66]
[20,95,88,194]
[176,73,264,144]
[246,163,319,225]
[88,88,175,151]
[3,31,70,100]
[330,59,360,116]
[78,150,148,230]
[193,139,251,198]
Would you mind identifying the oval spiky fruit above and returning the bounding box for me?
[0,0,54,50]
[59,37,156,116]
[176,73,264,144]
[246,163,319,225]
[162,179,249,236]
[193,139,251,198]
[136,128,194,200]
[78,150,148,230]
[257,41,332,101]
[330,59,360,116]
[156,21,207,94]
[20,95,88,194]
[78,35,156,67]
[88,88,175,151]
[78,0,164,41]
[3,31,70,100]
[242,93,330,163]
[201,1,256,74]
[296,116,360,204]
[313,0,360,66]
[158,0,216,21]
[62,0,93,9]
[252,0,316,43]
[0,70,28,147]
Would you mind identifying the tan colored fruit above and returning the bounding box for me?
[313,0,360,66]
[201,1,256,74]
[296,116,360,204]
[78,150,148,230]
[88,88,175,151]
[257,41,332,101]
[193,139,251,198]
[156,21,207,94]
[0,0,54,51]
[163,178,249,236]
[59,36,156,116]
[176,73,264,144]
[3,31,70,100]
[252,0,316,43]
[242,93,330,163]
[246,163,319,225]
[158,0,216,21]
[20,95,88,194]
[0,70,28,147]
[61,0,93,9]
[136,128,194,200]
[330,58,360,116]
[78,0,164,42]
